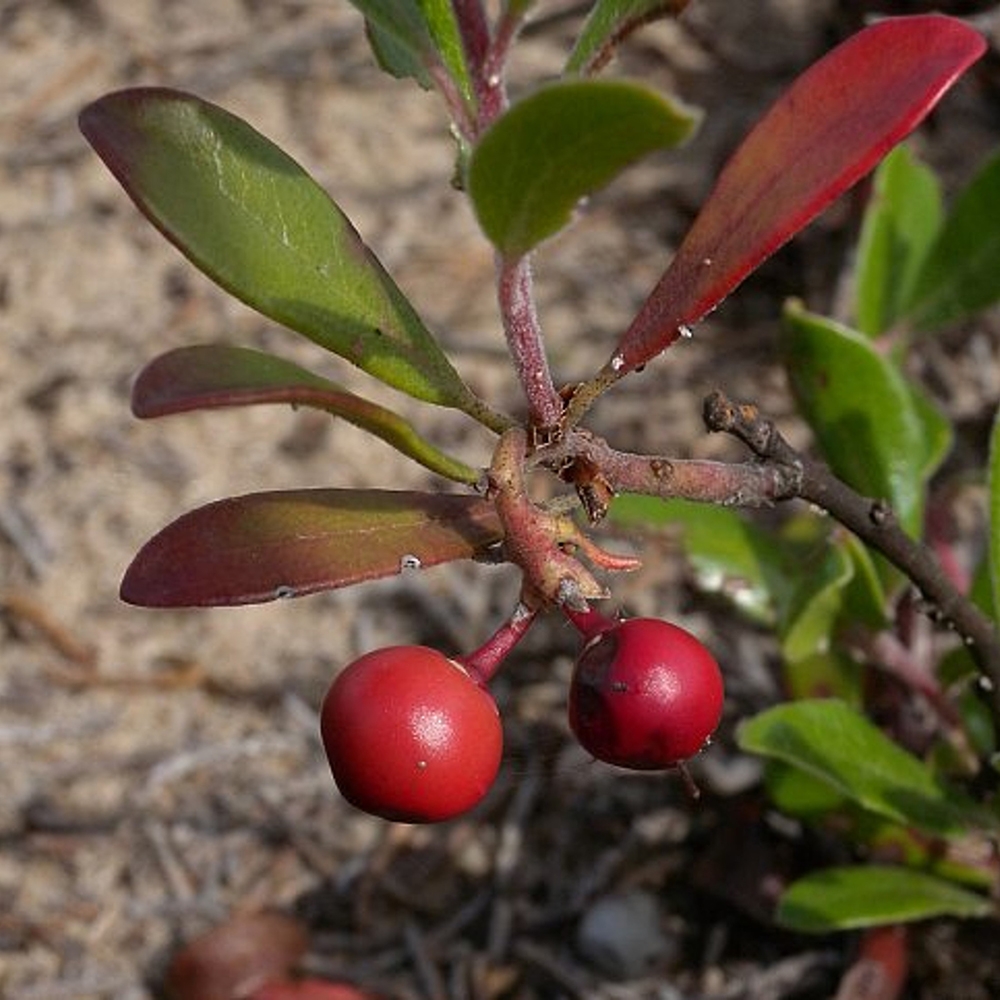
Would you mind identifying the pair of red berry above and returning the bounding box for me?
[321,616,724,823]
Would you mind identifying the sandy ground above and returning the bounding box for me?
[3,2,1000,998]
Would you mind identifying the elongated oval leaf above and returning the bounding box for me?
[565,0,689,75]
[79,89,504,430]
[777,865,993,933]
[906,149,1000,331]
[132,345,480,484]
[468,80,698,256]
[612,15,985,375]
[854,144,943,337]
[738,700,988,837]
[780,303,928,536]
[120,489,503,607]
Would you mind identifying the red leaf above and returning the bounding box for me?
[121,489,503,607]
[612,14,984,376]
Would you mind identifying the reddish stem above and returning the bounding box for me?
[427,61,476,140]
[458,602,539,685]
[561,603,617,642]
[478,4,522,127]
[536,426,801,507]
[453,0,490,81]
[497,255,564,434]
[853,627,963,730]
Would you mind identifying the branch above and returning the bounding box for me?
[702,389,1000,722]
[540,426,801,511]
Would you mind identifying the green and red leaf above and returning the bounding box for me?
[611,15,984,376]
[121,489,503,607]
[79,88,506,431]
[132,345,480,484]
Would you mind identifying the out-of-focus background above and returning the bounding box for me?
[3,2,1000,997]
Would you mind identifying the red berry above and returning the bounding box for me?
[321,646,502,822]
[568,618,723,769]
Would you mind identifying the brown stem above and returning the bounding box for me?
[702,389,1000,724]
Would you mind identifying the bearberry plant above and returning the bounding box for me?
[81,0,1000,940]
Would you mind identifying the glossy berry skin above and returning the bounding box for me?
[321,646,502,823]
[568,618,723,769]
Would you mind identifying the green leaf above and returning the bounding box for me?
[120,489,503,607]
[131,345,481,485]
[908,382,953,481]
[566,1,687,75]
[777,865,992,933]
[839,532,889,630]
[907,149,1000,331]
[989,403,1000,624]
[468,79,698,256]
[779,541,854,664]
[782,650,864,703]
[612,15,985,376]
[607,495,784,624]
[352,0,472,101]
[366,21,433,89]
[854,144,943,337]
[768,766,999,890]
[781,302,927,536]
[79,89,506,431]
[738,700,987,837]
[764,760,850,820]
